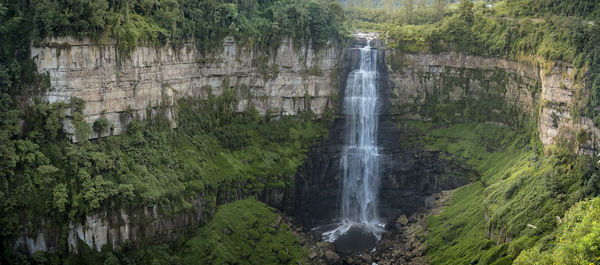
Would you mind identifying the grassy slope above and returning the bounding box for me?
[405,121,587,264]
[515,197,600,264]
[180,198,306,265]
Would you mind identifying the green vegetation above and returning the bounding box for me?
[1,86,328,262]
[384,2,593,64]
[30,0,349,55]
[515,196,600,264]
[180,198,306,265]
[348,0,599,125]
[426,182,489,264]
[399,121,594,264]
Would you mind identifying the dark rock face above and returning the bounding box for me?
[292,38,472,228]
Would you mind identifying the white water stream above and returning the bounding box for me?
[323,35,384,243]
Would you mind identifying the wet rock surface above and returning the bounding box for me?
[292,38,473,228]
[291,189,456,265]
[291,37,473,264]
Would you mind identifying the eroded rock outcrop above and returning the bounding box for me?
[14,181,291,253]
[32,37,340,140]
[387,50,599,155]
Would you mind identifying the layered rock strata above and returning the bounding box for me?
[32,37,340,140]
[17,37,341,253]
[388,51,598,155]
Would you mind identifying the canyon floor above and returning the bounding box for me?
[288,188,457,265]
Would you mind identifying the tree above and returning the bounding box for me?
[93,116,110,136]
[308,0,328,47]
[436,0,446,19]
[53,183,69,213]
[0,94,20,180]
[404,0,414,23]
[460,0,474,23]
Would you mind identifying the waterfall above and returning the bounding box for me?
[322,37,384,244]
[341,40,380,224]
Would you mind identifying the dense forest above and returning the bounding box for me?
[2,0,600,264]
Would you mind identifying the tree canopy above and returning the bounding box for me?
[29,0,349,55]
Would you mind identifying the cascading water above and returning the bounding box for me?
[321,35,384,249]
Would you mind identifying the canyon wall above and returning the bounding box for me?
[16,38,341,253]
[15,176,290,254]
[293,39,472,228]
[24,35,600,254]
[32,37,340,140]
[386,50,600,155]
[385,49,600,245]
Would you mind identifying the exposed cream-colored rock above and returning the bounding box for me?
[16,37,340,253]
[32,37,340,140]
[16,201,207,253]
[387,51,599,155]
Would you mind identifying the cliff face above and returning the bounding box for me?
[387,50,599,155]
[293,39,472,228]
[15,38,341,254]
[385,50,598,245]
[15,177,290,254]
[32,37,340,140]
[23,36,598,255]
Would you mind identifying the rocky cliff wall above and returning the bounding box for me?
[385,50,600,245]
[15,179,289,254]
[387,50,599,155]
[16,37,341,253]
[293,39,472,228]
[32,37,340,140]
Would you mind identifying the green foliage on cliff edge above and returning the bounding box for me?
[29,0,349,55]
[405,121,593,264]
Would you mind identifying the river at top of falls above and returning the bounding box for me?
[320,34,385,252]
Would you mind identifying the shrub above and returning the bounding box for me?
[515,197,600,264]
[93,116,110,136]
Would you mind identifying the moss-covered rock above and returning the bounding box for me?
[413,121,590,264]
[179,198,307,265]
